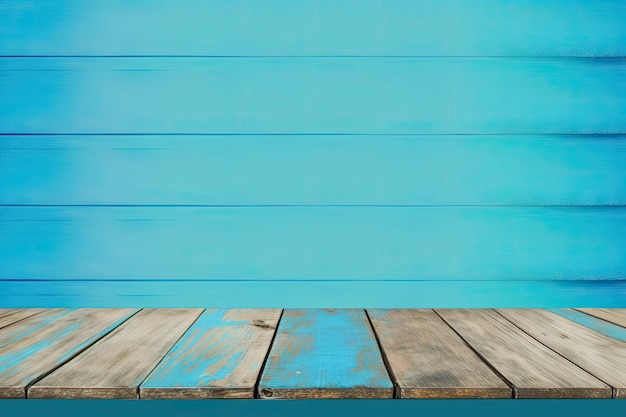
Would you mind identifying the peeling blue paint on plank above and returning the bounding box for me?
[0,207,625,281]
[140,309,281,399]
[0,308,137,398]
[1,58,626,134]
[549,309,626,342]
[258,309,393,398]
[2,135,626,206]
[1,0,626,57]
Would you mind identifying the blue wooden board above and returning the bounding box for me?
[257,309,393,398]
[2,281,626,309]
[549,309,626,342]
[1,58,625,134]
[1,1,625,57]
[2,135,625,206]
[140,309,281,399]
[1,206,624,281]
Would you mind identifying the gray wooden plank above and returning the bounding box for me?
[28,308,203,399]
[497,308,626,399]
[0,309,44,330]
[140,309,281,399]
[367,309,511,398]
[436,309,611,399]
[258,309,393,399]
[0,308,137,398]
[576,309,626,329]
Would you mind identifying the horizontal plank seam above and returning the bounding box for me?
[254,309,284,399]
[25,308,143,398]
[2,133,626,137]
[137,308,206,399]
[492,309,617,399]
[364,309,399,398]
[433,309,516,399]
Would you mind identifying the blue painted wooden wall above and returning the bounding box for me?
[1,1,625,306]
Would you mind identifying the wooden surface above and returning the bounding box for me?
[436,309,611,398]
[2,207,625,282]
[0,309,137,398]
[2,135,625,206]
[576,309,626,329]
[549,309,626,342]
[368,309,511,398]
[2,58,625,135]
[0,309,43,330]
[29,309,202,399]
[0,309,624,399]
[497,309,626,398]
[140,309,281,399]
[258,309,393,399]
[2,0,625,56]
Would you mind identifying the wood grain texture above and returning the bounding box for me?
[497,309,626,398]
[1,0,624,56]
[0,309,43,330]
[0,308,137,398]
[549,309,626,342]
[140,309,281,399]
[1,58,625,134]
[576,309,626,329]
[258,309,393,399]
[2,135,625,206]
[3,280,626,310]
[2,207,625,281]
[28,309,203,399]
[436,309,610,399]
[367,309,511,398]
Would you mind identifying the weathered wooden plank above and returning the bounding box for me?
[1,207,625,282]
[436,309,610,398]
[258,309,393,399]
[29,308,203,399]
[2,135,626,206]
[0,308,137,398]
[367,309,511,398]
[140,309,281,399]
[550,309,626,342]
[0,309,43,329]
[2,281,626,310]
[2,58,626,135]
[576,309,626,329]
[497,309,626,398]
[1,0,625,57]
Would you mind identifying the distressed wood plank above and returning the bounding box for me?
[1,207,625,281]
[2,58,626,135]
[1,0,625,57]
[549,309,626,342]
[2,135,626,206]
[140,309,281,399]
[29,308,203,399]
[576,309,626,328]
[367,309,510,398]
[0,308,137,398]
[258,309,393,399]
[497,309,626,398]
[0,309,43,329]
[2,280,625,310]
[436,309,610,398]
